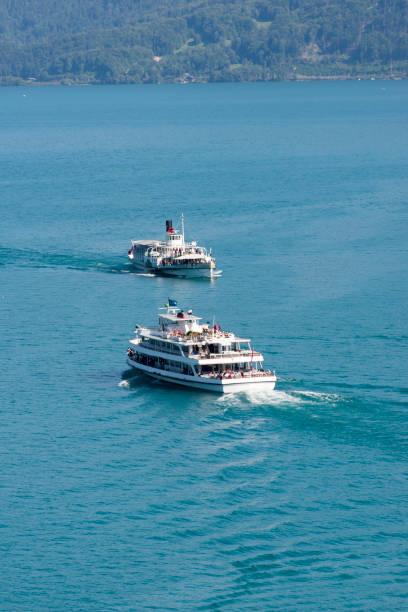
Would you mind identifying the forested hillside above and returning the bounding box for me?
[1,0,407,84]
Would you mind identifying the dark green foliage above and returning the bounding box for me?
[0,0,407,84]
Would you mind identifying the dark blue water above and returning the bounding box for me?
[1,81,407,610]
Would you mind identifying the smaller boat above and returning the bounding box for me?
[126,302,277,393]
[128,216,220,278]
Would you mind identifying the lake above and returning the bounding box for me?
[1,80,407,610]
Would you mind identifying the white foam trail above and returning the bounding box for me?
[118,380,130,388]
[245,389,303,406]
[133,273,156,277]
[218,389,301,408]
[291,390,345,403]
[218,388,346,408]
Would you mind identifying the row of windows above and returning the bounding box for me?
[140,338,251,359]
[128,350,194,375]
[141,338,183,355]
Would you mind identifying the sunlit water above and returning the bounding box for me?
[1,81,407,610]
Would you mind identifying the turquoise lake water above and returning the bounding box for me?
[1,81,407,610]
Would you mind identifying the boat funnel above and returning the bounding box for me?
[165,220,173,232]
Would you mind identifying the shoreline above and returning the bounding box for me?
[0,74,406,87]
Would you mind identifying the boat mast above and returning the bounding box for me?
[181,212,185,243]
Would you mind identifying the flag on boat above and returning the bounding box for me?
[168,298,178,307]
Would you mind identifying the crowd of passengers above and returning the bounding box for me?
[202,366,269,379]
[161,257,206,266]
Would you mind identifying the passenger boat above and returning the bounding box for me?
[128,217,220,278]
[126,302,277,393]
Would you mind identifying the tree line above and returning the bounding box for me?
[0,0,407,84]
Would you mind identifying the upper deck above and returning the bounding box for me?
[131,306,251,351]
[127,305,265,368]
[131,218,210,258]
[133,239,161,247]
[132,239,207,255]
[134,326,250,345]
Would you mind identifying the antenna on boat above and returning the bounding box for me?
[181,212,185,241]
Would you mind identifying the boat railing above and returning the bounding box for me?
[134,341,261,360]
[198,350,262,359]
[159,330,240,342]
[200,370,273,379]
[160,260,208,267]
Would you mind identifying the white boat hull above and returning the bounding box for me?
[129,260,218,278]
[159,267,216,279]
[127,359,276,393]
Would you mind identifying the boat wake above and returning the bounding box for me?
[291,390,345,404]
[118,380,130,389]
[12,247,184,276]
[217,387,347,409]
[0,246,134,275]
[218,388,301,408]
[132,272,156,277]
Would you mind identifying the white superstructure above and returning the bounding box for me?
[126,304,277,393]
[128,217,219,278]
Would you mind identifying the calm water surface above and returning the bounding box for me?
[1,81,407,610]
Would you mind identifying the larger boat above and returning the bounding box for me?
[128,217,219,278]
[126,303,277,393]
